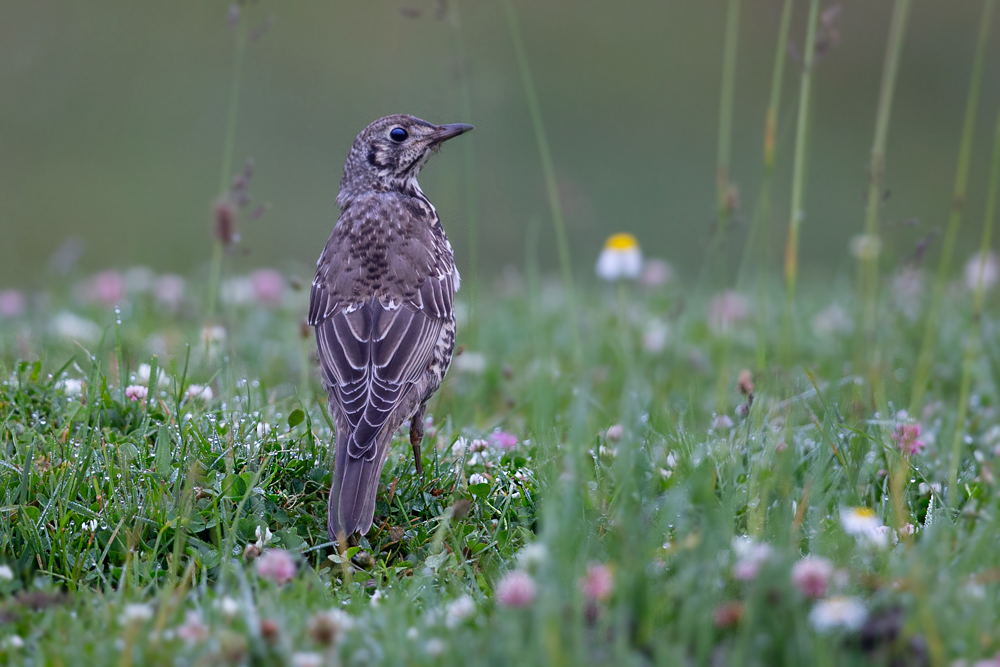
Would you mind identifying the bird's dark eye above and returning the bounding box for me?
[389,127,408,142]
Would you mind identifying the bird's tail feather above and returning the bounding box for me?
[328,429,390,540]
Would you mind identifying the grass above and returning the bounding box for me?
[2,266,1000,665]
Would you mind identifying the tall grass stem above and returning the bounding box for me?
[910,0,994,414]
[947,102,1000,505]
[780,0,820,360]
[503,0,582,365]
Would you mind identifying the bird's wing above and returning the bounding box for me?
[309,194,455,536]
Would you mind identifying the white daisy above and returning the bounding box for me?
[595,233,643,281]
[809,596,867,633]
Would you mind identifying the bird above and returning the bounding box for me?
[308,114,473,542]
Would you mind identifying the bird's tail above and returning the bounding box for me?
[327,428,391,541]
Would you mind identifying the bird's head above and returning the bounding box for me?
[337,114,474,208]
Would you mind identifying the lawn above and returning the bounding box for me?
[2,263,999,666]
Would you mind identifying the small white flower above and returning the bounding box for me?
[291,652,324,667]
[840,507,887,547]
[3,635,24,649]
[964,250,999,292]
[595,233,643,281]
[186,384,214,401]
[201,325,227,346]
[454,351,487,374]
[119,603,154,625]
[58,378,85,397]
[0,565,12,581]
[469,472,489,486]
[85,519,98,532]
[256,422,271,438]
[809,596,867,633]
[218,596,240,619]
[731,536,772,581]
[424,638,446,657]
[516,543,548,571]
[137,363,171,388]
[849,234,881,260]
[445,595,476,628]
[50,312,101,342]
[406,627,419,640]
[451,437,468,457]
[469,438,489,453]
[370,589,383,607]
[255,525,273,549]
[642,318,670,354]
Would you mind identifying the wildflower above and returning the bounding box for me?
[51,312,101,342]
[176,611,209,644]
[255,549,296,585]
[812,303,853,337]
[202,325,226,347]
[119,603,154,625]
[595,233,643,281]
[255,525,273,549]
[125,385,148,402]
[251,269,284,305]
[892,267,924,320]
[707,291,749,334]
[579,562,613,602]
[496,570,537,608]
[406,627,419,640]
[221,276,254,305]
[3,635,24,649]
[469,438,489,453]
[849,234,881,261]
[469,472,489,486]
[370,589,383,606]
[137,364,171,388]
[256,422,271,438]
[154,274,185,310]
[638,257,674,288]
[454,351,487,373]
[243,544,261,561]
[791,556,834,599]
[809,597,867,633]
[445,595,476,627]
[0,290,25,318]
[88,270,126,307]
[57,378,85,397]
[291,652,324,667]
[451,437,468,457]
[713,601,744,629]
[737,369,754,395]
[424,638,446,656]
[0,565,13,581]
[964,250,999,292]
[642,318,670,354]
[259,619,281,645]
[731,537,772,581]
[489,429,518,450]
[605,424,623,442]
[714,414,734,430]
[892,423,925,456]
[516,543,548,572]
[308,610,346,646]
[186,384,214,401]
[840,507,888,548]
[218,596,240,619]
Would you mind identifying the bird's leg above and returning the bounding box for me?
[410,405,426,476]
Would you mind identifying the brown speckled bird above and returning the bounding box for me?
[308,114,473,541]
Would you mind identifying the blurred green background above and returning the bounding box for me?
[2,1,998,289]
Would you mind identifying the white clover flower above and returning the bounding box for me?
[256,422,271,438]
[124,385,148,402]
[516,543,548,571]
[469,439,489,453]
[0,565,12,581]
[50,312,101,342]
[201,325,227,346]
[370,589,383,607]
[255,525,273,549]
[291,652,324,667]
[964,250,999,292]
[3,635,24,649]
[445,595,476,628]
[186,384,214,401]
[454,351,487,374]
[137,363,171,388]
[57,378,85,397]
[218,596,240,619]
[809,596,867,633]
[595,233,643,281]
[469,472,489,486]
[642,318,670,354]
[424,638,446,657]
[451,437,468,457]
[119,603,154,625]
[731,536,772,581]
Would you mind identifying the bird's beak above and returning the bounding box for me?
[431,123,475,143]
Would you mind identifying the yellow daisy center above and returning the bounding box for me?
[604,233,639,251]
[852,507,876,518]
